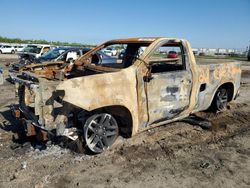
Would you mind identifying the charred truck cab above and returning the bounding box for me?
[12,37,241,153]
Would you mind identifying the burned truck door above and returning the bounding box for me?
[145,42,192,125]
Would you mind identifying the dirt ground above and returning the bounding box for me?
[0,54,250,188]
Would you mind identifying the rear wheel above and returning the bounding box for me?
[212,87,228,112]
[83,113,119,153]
[11,50,15,54]
[0,50,2,54]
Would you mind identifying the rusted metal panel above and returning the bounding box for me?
[56,66,140,135]
[145,70,192,126]
[25,121,36,137]
[193,62,241,112]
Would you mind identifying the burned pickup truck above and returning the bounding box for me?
[12,37,241,153]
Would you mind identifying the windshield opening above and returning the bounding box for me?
[23,45,42,54]
[40,48,66,61]
[91,42,150,69]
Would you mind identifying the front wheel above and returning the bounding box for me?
[83,113,119,153]
[11,50,15,54]
[212,87,228,112]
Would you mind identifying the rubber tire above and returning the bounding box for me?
[211,87,228,112]
[11,50,15,54]
[0,50,2,54]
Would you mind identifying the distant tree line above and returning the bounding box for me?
[0,36,95,48]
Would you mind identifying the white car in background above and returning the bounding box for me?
[0,45,15,54]
[14,45,25,52]
[102,47,117,56]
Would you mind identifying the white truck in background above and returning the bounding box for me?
[19,44,53,58]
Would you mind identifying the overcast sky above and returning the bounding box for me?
[0,0,249,48]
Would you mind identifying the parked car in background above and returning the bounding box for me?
[10,47,117,72]
[118,49,125,59]
[0,45,15,54]
[167,51,178,58]
[91,50,118,64]
[18,44,53,60]
[10,47,89,73]
[38,47,79,63]
[102,47,117,56]
[37,47,103,64]
[118,47,145,59]
[9,46,118,82]
[14,45,25,52]
[102,49,113,56]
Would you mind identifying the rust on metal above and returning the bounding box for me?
[25,121,36,137]
[14,109,21,119]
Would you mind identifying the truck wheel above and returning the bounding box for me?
[212,87,228,112]
[11,50,15,54]
[0,50,2,54]
[83,113,119,153]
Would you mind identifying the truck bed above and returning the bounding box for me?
[195,57,237,65]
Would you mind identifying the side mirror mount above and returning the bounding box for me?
[143,65,153,82]
[143,74,153,82]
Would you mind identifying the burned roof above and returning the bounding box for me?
[107,37,161,44]
[105,37,182,45]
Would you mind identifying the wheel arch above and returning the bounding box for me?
[210,82,235,108]
[216,82,234,102]
[90,105,133,138]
